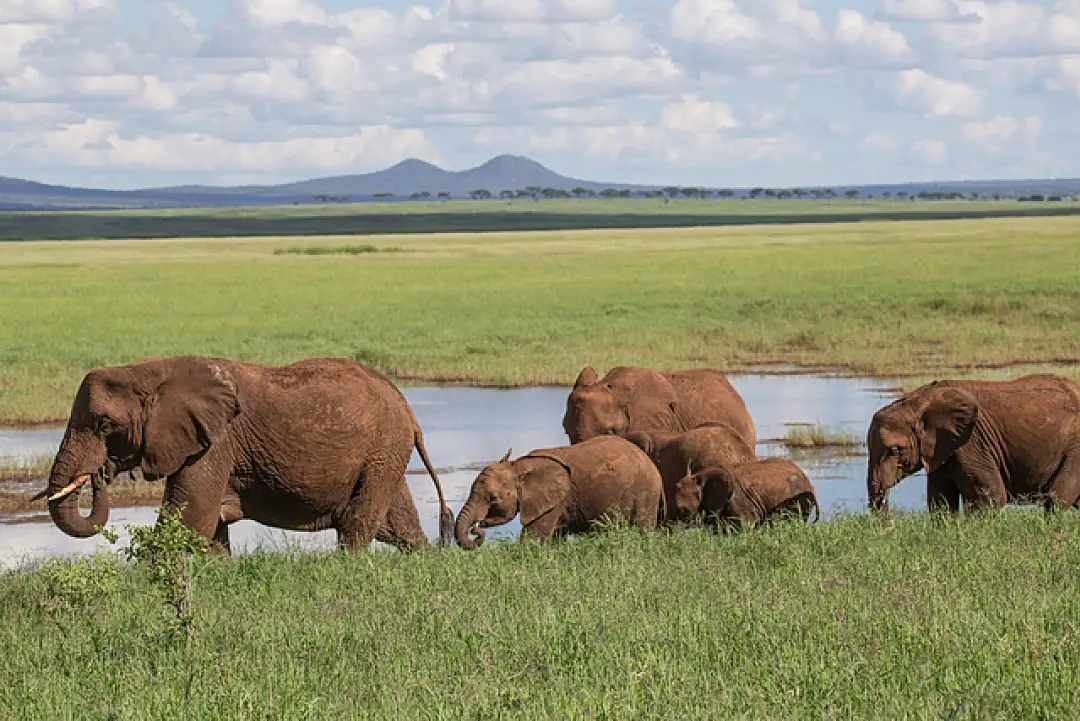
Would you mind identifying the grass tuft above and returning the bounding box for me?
[783,423,862,448]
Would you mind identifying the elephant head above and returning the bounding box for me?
[35,357,240,538]
[455,448,567,550]
[866,384,977,511]
[455,449,518,549]
[562,366,681,444]
[672,466,729,522]
[563,367,627,443]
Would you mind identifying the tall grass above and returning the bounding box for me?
[1,512,1079,717]
[4,216,1080,422]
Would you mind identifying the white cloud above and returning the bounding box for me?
[0,0,114,24]
[962,114,1042,152]
[929,0,1080,58]
[892,69,983,117]
[449,0,619,23]
[911,138,948,163]
[876,0,972,22]
[833,10,913,67]
[669,0,826,68]
[3,117,439,173]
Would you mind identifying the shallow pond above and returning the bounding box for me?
[0,375,925,569]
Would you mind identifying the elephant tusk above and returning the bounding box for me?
[47,474,92,502]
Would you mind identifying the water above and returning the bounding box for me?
[0,375,922,569]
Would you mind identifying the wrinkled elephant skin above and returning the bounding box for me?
[625,424,756,522]
[674,458,818,527]
[866,374,1080,512]
[39,356,453,553]
[562,366,756,449]
[455,436,662,548]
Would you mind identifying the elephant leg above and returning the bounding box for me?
[161,457,230,543]
[1043,451,1080,510]
[211,520,232,556]
[522,512,560,542]
[953,465,1007,512]
[375,481,428,552]
[926,469,960,513]
[337,458,404,551]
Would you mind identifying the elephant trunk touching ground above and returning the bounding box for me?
[454,495,488,550]
[38,426,112,538]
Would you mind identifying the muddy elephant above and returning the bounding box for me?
[562,366,756,449]
[673,458,819,527]
[455,435,663,549]
[867,374,1080,512]
[625,423,756,520]
[34,356,453,552]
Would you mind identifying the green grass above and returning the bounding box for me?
[783,424,862,448]
[4,216,1080,423]
[2,512,1079,718]
[3,197,1080,241]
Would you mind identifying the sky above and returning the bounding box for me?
[0,0,1078,189]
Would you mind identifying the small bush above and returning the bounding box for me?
[39,552,121,616]
[104,504,210,642]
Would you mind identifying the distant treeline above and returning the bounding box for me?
[4,206,1080,241]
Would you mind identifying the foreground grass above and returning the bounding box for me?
[3,216,1080,422]
[1,513,1079,718]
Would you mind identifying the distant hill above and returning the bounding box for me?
[0,154,1078,210]
[148,155,634,199]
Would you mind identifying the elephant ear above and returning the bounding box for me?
[573,366,598,389]
[621,373,681,431]
[518,455,571,527]
[140,360,240,481]
[700,467,737,514]
[918,387,978,473]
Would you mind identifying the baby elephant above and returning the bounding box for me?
[455,435,663,549]
[673,458,819,528]
[625,423,756,520]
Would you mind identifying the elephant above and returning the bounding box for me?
[562,366,756,450]
[866,374,1080,512]
[624,423,756,520]
[33,355,454,552]
[672,458,819,527]
[455,435,663,549]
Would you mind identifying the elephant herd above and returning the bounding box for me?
[32,356,1080,554]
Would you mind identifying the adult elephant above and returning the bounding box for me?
[33,356,453,551]
[562,366,756,448]
[867,374,1080,512]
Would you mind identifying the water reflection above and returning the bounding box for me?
[0,375,923,569]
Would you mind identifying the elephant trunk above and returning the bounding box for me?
[45,429,111,538]
[454,496,488,550]
[867,457,896,512]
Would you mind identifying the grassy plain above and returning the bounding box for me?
[1,513,1079,718]
[3,215,1080,423]
[3,197,1080,241]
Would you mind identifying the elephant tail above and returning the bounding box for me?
[414,422,454,547]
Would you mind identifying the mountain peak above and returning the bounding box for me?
[386,158,444,173]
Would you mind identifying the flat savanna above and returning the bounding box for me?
[3,214,1080,423]
[2,515,1080,718]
